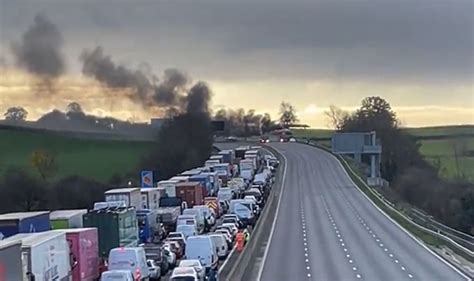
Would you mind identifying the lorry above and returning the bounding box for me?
[82,207,138,258]
[205,159,221,167]
[209,155,224,163]
[6,231,71,281]
[180,169,202,177]
[234,146,249,159]
[157,197,182,233]
[50,209,87,229]
[0,211,50,238]
[55,228,99,281]
[218,150,235,164]
[136,209,163,243]
[212,163,232,185]
[190,174,213,196]
[140,188,165,210]
[158,179,180,197]
[200,171,220,194]
[105,188,142,210]
[176,182,204,208]
[0,240,22,281]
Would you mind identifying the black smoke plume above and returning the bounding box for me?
[79,46,152,105]
[186,82,211,114]
[12,14,65,78]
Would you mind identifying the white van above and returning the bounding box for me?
[108,247,150,280]
[182,209,205,233]
[208,234,229,259]
[176,224,198,239]
[193,205,215,226]
[101,270,135,281]
[177,214,198,230]
[185,236,218,272]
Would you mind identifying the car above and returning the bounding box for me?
[178,259,206,280]
[219,200,229,214]
[222,217,244,229]
[225,136,238,142]
[222,214,244,228]
[167,237,187,252]
[170,267,199,281]
[101,270,135,281]
[163,241,184,259]
[162,244,177,268]
[108,247,150,281]
[214,229,233,246]
[147,259,162,281]
[289,137,296,142]
[221,223,239,236]
[168,232,186,240]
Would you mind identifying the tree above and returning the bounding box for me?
[279,102,298,128]
[325,105,348,130]
[4,106,28,121]
[260,113,273,134]
[340,96,424,181]
[66,102,86,120]
[142,112,213,180]
[30,149,57,181]
[0,167,47,212]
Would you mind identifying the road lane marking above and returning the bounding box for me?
[257,147,288,281]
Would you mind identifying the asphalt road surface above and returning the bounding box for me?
[259,143,469,281]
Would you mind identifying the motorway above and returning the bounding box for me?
[259,142,469,281]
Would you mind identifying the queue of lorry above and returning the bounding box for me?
[0,145,280,281]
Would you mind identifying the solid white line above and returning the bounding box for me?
[329,152,472,281]
[218,245,237,274]
[256,147,288,281]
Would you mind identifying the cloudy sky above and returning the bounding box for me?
[0,0,472,127]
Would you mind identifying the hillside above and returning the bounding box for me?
[293,125,474,181]
[0,127,155,183]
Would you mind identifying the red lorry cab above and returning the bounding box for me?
[175,182,204,208]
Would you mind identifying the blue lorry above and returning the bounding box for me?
[136,209,163,243]
[0,211,50,239]
[190,174,214,196]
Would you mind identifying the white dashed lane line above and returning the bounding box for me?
[321,197,363,280]
[300,198,312,280]
[335,187,416,280]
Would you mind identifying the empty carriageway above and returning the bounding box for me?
[258,142,469,281]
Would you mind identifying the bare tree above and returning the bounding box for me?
[279,101,298,128]
[324,104,348,130]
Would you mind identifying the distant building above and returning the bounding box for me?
[332,131,385,187]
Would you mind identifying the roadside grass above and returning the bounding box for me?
[1,129,155,183]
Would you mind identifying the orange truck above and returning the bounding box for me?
[204,197,222,218]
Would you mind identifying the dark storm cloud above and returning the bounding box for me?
[11,14,65,78]
[1,0,472,83]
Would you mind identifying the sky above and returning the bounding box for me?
[0,0,473,127]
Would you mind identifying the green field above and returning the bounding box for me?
[293,125,474,181]
[0,129,155,183]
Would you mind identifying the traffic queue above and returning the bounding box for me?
[0,145,280,281]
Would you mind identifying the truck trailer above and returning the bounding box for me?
[6,231,71,281]
[82,207,138,258]
[105,188,142,210]
[50,209,87,229]
[0,240,23,281]
[0,211,50,239]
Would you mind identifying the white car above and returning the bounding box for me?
[215,229,233,245]
[221,223,238,236]
[101,270,134,281]
[168,232,186,240]
[170,267,199,281]
[289,137,296,142]
[147,259,161,281]
[178,259,205,280]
